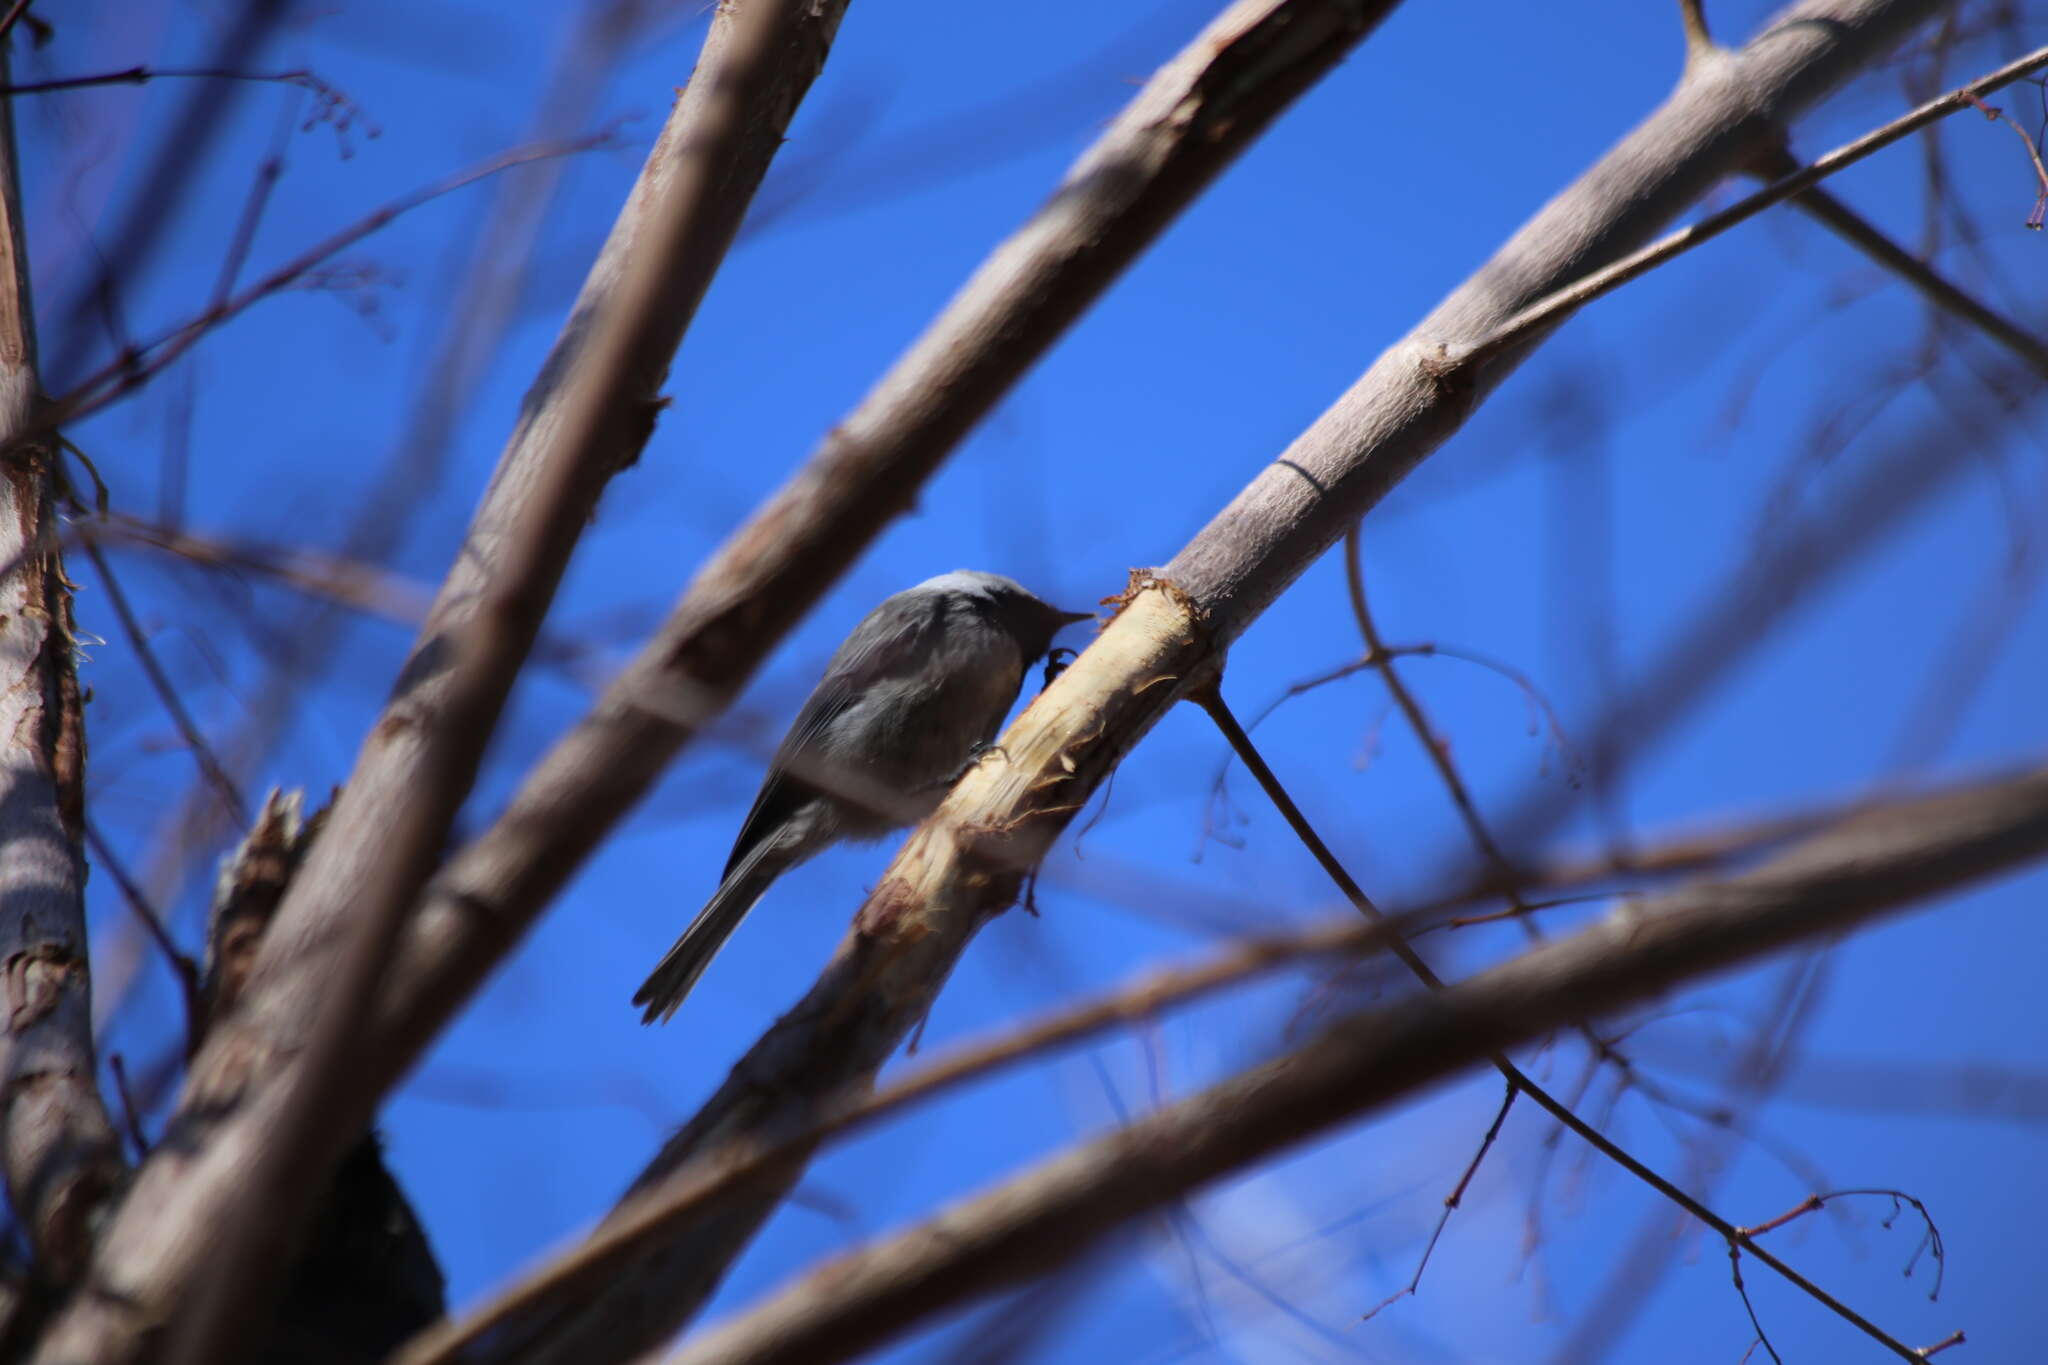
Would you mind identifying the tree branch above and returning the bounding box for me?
[341,7,1428,1356]
[97,512,438,626]
[1164,0,1961,630]
[392,753,2034,1365]
[1465,356,2032,882]
[29,2,852,1359]
[77,529,247,825]
[37,134,606,440]
[42,0,292,389]
[397,862,1411,1363]
[666,763,2048,1365]
[1780,174,2048,380]
[1453,42,2048,376]
[0,35,126,1289]
[478,4,1947,1358]
[83,0,665,1036]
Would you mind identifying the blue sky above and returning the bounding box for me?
[25,1,2048,1361]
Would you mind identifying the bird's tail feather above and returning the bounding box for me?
[633,842,785,1024]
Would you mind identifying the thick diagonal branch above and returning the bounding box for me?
[400,750,2041,1365]
[489,3,1945,1359]
[30,2,852,1359]
[378,0,1411,1088]
[668,763,2048,1365]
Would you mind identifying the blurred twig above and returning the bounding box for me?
[36,2,858,1359]
[99,513,436,625]
[77,529,247,823]
[32,132,613,443]
[1963,88,2048,226]
[43,0,293,389]
[654,761,2048,1365]
[459,8,1972,1360]
[1466,366,2025,883]
[1460,43,2048,373]
[1762,152,2048,377]
[83,31,641,1021]
[402,753,2046,1365]
[80,820,199,1039]
[1340,526,1545,932]
[96,0,673,1018]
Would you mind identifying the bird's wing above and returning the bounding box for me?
[720,593,949,878]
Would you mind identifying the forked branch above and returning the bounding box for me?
[659,761,2046,1365]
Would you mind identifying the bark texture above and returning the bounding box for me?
[444,1,1948,1360]
[30,2,850,1359]
[0,41,124,1292]
[667,763,2048,1365]
[379,0,1411,1097]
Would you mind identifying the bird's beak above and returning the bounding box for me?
[1056,608,1095,628]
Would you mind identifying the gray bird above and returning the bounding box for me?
[634,570,1090,1023]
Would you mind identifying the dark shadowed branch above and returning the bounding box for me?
[1463,360,2033,883]
[30,1,854,1358]
[103,0,666,1003]
[1778,173,2048,379]
[34,133,610,443]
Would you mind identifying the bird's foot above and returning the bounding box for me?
[924,741,1008,792]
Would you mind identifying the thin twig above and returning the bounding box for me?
[0,66,347,102]
[211,92,297,309]
[106,1055,150,1160]
[1728,1241,1784,1365]
[1203,632,1576,854]
[27,131,613,446]
[43,0,299,389]
[1463,44,2048,371]
[1744,1188,1947,1299]
[1677,0,1712,58]
[1544,956,1837,1365]
[1194,686,1930,1363]
[1440,892,1614,930]
[1963,90,2048,226]
[1345,531,1757,1217]
[390,909,1412,1365]
[1361,1080,1518,1320]
[1341,526,1544,932]
[96,513,437,625]
[1741,1192,1826,1239]
[81,820,200,1035]
[78,530,247,824]
[0,0,32,44]
[1779,177,2048,377]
